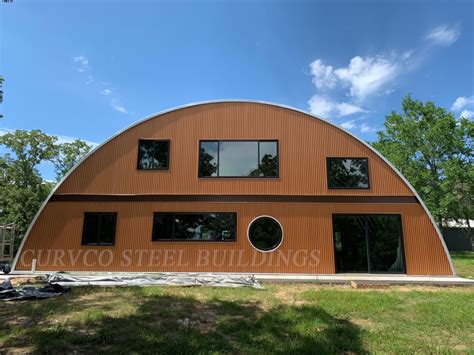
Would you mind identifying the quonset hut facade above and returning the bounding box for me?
[13,101,455,276]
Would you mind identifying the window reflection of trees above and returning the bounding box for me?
[249,154,278,177]
[138,140,169,170]
[328,158,368,188]
[199,141,278,177]
[199,148,218,177]
[153,213,236,241]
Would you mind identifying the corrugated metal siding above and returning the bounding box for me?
[15,102,452,275]
[15,201,452,275]
[56,103,412,196]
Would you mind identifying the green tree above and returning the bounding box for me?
[52,139,92,181]
[0,130,92,249]
[372,95,473,225]
[0,130,57,244]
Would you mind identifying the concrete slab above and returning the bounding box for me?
[253,273,474,286]
[1,271,473,286]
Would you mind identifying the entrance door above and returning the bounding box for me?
[333,214,405,273]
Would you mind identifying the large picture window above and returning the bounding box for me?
[199,140,278,178]
[137,139,170,170]
[327,158,369,189]
[152,212,237,241]
[333,214,405,273]
[82,212,117,246]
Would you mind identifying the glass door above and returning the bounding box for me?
[333,214,405,273]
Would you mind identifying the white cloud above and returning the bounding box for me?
[308,95,334,118]
[401,50,415,61]
[451,95,474,111]
[337,102,366,116]
[309,59,337,89]
[334,55,400,102]
[308,95,365,118]
[308,54,405,102]
[73,55,90,72]
[359,122,376,133]
[338,120,377,133]
[110,98,128,114]
[425,25,460,46]
[306,24,461,131]
[460,109,474,119]
[72,55,130,115]
[340,120,357,130]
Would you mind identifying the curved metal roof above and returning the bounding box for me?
[12,99,455,274]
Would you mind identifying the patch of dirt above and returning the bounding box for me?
[5,316,35,327]
[1,346,34,354]
[273,285,315,304]
[350,318,374,329]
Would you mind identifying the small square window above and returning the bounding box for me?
[137,140,170,170]
[327,158,369,189]
[82,212,117,245]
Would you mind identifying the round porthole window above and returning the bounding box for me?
[248,216,283,252]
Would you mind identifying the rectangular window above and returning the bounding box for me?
[152,212,237,241]
[327,157,369,189]
[199,140,278,178]
[137,139,170,170]
[333,214,405,273]
[82,212,117,246]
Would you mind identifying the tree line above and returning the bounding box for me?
[372,95,473,227]
[0,95,472,251]
[0,130,92,242]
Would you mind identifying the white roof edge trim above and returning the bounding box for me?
[12,99,455,275]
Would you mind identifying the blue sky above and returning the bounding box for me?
[1,0,473,180]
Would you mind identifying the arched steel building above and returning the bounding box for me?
[13,101,454,275]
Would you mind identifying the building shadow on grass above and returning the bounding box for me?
[2,290,367,354]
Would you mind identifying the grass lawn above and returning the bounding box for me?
[1,279,473,353]
[451,251,474,279]
[0,253,471,353]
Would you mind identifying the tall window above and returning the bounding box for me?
[82,212,117,246]
[333,214,405,273]
[327,158,369,189]
[137,140,170,170]
[152,212,237,241]
[199,140,278,178]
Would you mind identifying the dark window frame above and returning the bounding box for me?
[198,140,279,178]
[137,139,171,170]
[332,213,406,274]
[81,212,117,246]
[151,212,238,242]
[326,157,370,189]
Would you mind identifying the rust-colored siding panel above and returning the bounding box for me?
[56,103,412,196]
[15,201,452,275]
[14,102,453,275]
